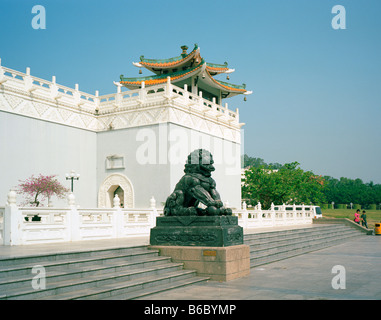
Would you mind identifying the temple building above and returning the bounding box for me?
[122,44,250,103]
[0,45,251,210]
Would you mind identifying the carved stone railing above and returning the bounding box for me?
[0,61,241,136]
[234,202,314,229]
[1,191,315,246]
[2,190,162,245]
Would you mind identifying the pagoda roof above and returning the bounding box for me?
[206,62,235,75]
[133,44,201,74]
[204,70,246,93]
[121,45,251,98]
[121,58,206,88]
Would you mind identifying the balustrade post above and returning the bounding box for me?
[183,84,189,100]
[270,202,276,226]
[0,58,8,84]
[24,67,36,93]
[94,90,100,113]
[150,196,158,228]
[257,202,263,227]
[224,102,229,115]
[74,83,83,107]
[139,81,146,103]
[235,108,239,122]
[241,201,248,229]
[68,193,80,241]
[293,203,297,224]
[3,190,23,245]
[165,77,172,99]
[50,76,60,100]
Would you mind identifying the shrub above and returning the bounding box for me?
[368,204,377,210]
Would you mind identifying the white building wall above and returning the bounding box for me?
[0,63,243,210]
[167,123,242,210]
[96,122,242,209]
[96,123,171,208]
[0,111,97,207]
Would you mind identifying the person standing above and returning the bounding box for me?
[361,210,368,228]
[354,209,361,224]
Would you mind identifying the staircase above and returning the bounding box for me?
[245,224,366,268]
[0,224,366,300]
[0,245,209,300]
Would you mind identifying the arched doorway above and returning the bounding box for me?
[98,173,134,208]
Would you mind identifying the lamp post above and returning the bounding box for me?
[66,170,80,192]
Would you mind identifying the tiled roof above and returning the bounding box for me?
[139,44,199,68]
[120,59,205,86]
[206,70,246,92]
[206,62,229,73]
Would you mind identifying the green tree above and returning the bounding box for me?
[322,176,379,207]
[242,154,284,170]
[242,162,325,209]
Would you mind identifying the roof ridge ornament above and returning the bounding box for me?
[181,45,188,57]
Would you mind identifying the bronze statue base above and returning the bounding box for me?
[149,216,243,247]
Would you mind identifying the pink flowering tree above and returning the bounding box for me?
[16,174,69,207]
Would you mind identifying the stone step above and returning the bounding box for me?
[0,249,164,280]
[244,225,348,243]
[0,224,365,300]
[1,261,186,300]
[40,270,207,300]
[0,255,172,292]
[247,228,357,252]
[251,234,364,268]
[251,232,361,261]
[0,245,152,268]
[246,225,365,267]
[86,273,210,300]
[0,243,211,300]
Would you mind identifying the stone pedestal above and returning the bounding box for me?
[149,215,249,281]
[149,244,250,281]
[150,215,243,247]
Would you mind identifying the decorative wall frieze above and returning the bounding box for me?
[0,65,243,142]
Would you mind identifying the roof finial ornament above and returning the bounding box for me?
[181,45,188,57]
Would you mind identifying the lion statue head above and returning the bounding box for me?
[184,149,215,177]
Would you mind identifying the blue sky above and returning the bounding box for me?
[1,0,381,183]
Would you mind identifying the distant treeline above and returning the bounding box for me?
[242,154,381,209]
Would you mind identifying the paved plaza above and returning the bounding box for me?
[140,235,381,300]
[1,226,380,300]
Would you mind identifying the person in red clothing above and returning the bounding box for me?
[354,209,361,224]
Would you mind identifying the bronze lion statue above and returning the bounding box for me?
[164,149,232,216]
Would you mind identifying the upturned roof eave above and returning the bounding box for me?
[135,44,200,71]
[120,59,206,89]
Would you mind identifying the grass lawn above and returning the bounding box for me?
[321,208,381,229]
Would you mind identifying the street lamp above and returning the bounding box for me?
[66,170,80,192]
[331,201,335,209]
